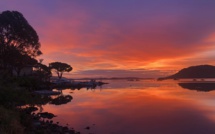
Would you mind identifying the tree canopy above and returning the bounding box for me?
[34,63,52,81]
[0,10,42,57]
[0,10,41,75]
[49,62,72,79]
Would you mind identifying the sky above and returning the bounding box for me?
[1,0,215,78]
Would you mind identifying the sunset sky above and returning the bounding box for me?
[1,0,215,78]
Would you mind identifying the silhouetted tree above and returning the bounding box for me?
[1,44,38,76]
[34,63,52,81]
[49,62,72,79]
[12,53,38,76]
[0,10,42,74]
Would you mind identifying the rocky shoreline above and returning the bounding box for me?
[22,107,80,134]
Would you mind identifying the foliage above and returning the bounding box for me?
[0,106,24,134]
[0,10,41,76]
[9,48,38,76]
[17,77,42,90]
[0,86,51,133]
[49,62,72,79]
[34,63,52,81]
[0,10,42,57]
[0,10,77,133]
[0,86,32,107]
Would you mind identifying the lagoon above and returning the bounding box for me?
[42,79,215,134]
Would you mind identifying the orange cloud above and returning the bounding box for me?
[2,1,215,77]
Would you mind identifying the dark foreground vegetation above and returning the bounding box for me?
[0,76,80,134]
[0,10,79,133]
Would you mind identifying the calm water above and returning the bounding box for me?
[42,80,215,134]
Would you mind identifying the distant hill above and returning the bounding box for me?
[158,65,215,80]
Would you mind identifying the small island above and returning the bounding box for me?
[158,65,215,80]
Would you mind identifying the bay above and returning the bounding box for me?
[42,79,215,134]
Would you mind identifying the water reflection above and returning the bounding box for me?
[41,80,215,134]
[49,95,73,105]
[178,82,215,92]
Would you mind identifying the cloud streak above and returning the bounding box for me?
[1,0,215,77]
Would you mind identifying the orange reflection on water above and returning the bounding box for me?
[43,80,215,134]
